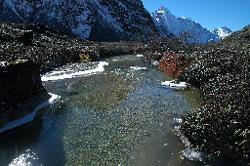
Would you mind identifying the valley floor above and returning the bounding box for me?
[0,23,250,165]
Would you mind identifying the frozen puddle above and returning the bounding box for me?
[41,61,109,82]
[0,93,60,134]
[130,66,147,70]
[136,54,144,57]
[161,80,189,90]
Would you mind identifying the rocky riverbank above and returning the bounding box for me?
[179,25,250,163]
[0,23,88,126]
[0,23,145,72]
[0,60,48,126]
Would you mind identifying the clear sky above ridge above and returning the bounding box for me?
[142,0,250,31]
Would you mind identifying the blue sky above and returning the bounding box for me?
[142,0,250,31]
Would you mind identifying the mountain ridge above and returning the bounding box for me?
[152,7,232,44]
[212,27,233,39]
[0,0,157,41]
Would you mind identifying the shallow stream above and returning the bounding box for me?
[0,55,203,166]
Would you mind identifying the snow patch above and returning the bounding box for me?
[41,61,109,81]
[161,80,189,90]
[4,0,24,21]
[152,60,159,66]
[157,10,165,14]
[156,7,170,14]
[0,61,7,67]
[179,16,193,22]
[213,27,232,39]
[174,118,203,162]
[173,118,183,124]
[0,93,60,134]
[130,66,147,71]
[180,16,187,19]
[112,58,120,62]
[92,0,123,32]
[181,148,203,161]
[136,54,144,57]
[9,149,39,166]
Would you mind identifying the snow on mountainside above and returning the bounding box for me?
[0,0,156,41]
[212,27,233,39]
[152,7,220,44]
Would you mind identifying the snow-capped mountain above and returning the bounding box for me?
[152,7,219,44]
[212,27,232,39]
[0,0,156,41]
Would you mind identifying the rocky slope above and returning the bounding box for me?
[152,7,219,44]
[0,23,94,72]
[0,23,195,73]
[180,25,250,163]
[0,0,157,41]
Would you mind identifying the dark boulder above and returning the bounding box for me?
[0,60,47,125]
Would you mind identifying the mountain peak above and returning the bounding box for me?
[220,27,232,31]
[157,7,171,14]
[152,6,219,44]
[212,27,233,39]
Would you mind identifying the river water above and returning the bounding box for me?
[0,54,202,166]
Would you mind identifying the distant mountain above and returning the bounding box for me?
[152,7,220,44]
[212,27,233,39]
[0,0,157,41]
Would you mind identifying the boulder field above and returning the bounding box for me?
[178,25,250,163]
